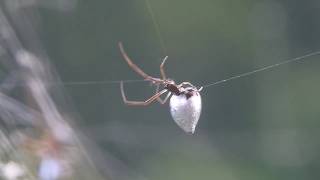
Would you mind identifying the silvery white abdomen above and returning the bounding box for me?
[169,91,202,134]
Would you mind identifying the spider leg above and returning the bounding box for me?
[178,82,203,92]
[120,81,168,106]
[155,84,172,104]
[160,56,168,79]
[118,42,163,84]
[157,92,172,104]
[178,82,196,87]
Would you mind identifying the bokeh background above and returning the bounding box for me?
[10,0,320,179]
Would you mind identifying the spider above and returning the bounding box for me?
[118,42,203,134]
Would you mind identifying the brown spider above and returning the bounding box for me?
[118,42,203,133]
[118,42,202,106]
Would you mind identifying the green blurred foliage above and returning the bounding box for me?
[39,0,320,179]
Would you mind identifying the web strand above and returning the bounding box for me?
[6,50,318,88]
[145,0,167,55]
[3,79,145,87]
[50,50,320,87]
[61,79,146,86]
[202,50,320,88]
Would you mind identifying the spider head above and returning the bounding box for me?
[164,80,180,95]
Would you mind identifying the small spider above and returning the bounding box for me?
[118,42,203,134]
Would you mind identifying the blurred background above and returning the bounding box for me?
[0,0,320,179]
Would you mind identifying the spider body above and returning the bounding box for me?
[118,42,202,133]
[164,82,180,95]
[170,87,202,133]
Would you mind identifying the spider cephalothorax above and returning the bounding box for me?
[165,83,199,98]
[118,42,202,133]
[164,82,180,95]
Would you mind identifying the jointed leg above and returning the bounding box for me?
[120,81,168,106]
[157,92,171,104]
[178,82,196,87]
[118,42,151,79]
[179,82,203,91]
[155,84,171,104]
[118,42,163,84]
[160,56,168,80]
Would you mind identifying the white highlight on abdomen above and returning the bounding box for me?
[169,92,202,134]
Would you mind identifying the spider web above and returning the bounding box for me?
[20,0,319,91]
[0,1,319,179]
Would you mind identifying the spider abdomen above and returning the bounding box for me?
[169,92,202,134]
